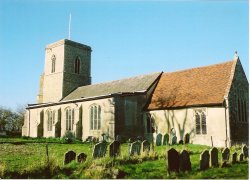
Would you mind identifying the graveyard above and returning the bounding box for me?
[0,137,248,179]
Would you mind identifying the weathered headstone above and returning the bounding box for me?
[109,140,121,157]
[222,147,230,162]
[156,133,162,146]
[239,153,244,161]
[232,152,237,164]
[179,150,192,172]
[184,133,190,144]
[172,135,177,145]
[64,150,76,165]
[92,142,107,158]
[130,141,141,156]
[142,140,150,153]
[77,153,87,163]
[242,145,248,159]
[163,133,169,145]
[200,150,210,170]
[179,140,184,145]
[167,148,179,173]
[209,147,218,167]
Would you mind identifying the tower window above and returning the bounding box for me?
[51,55,56,73]
[74,56,80,74]
[90,104,101,130]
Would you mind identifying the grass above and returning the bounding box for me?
[0,137,248,179]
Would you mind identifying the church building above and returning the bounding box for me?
[22,39,248,147]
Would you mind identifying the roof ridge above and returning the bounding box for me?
[163,59,235,75]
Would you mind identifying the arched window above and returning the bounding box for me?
[47,110,54,131]
[66,108,74,131]
[195,110,207,135]
[51,55,56,73]
[74,56,80,74]
[90,105,101,130]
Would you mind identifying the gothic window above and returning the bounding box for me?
[74,56,80,74]
[66,108,74,131]
[51,55,56,73]
[47,110,53,131]
[195,110,207,135]
[90,105,101,130]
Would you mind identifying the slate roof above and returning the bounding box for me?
[147,59,237,110]
[62,72,162,101]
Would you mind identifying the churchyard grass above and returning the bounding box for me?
[0,138,248,179]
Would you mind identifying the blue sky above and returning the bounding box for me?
[0,0,248,110]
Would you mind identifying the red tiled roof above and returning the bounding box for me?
[147,59,237,110]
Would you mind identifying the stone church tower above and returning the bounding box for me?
[37,39,92,103]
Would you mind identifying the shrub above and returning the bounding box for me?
[62,131,75,144]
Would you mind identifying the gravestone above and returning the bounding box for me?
[222,147,230,162]
[239,153,244,161]
[92,142,107,158]
[232,152,237,164]
[64,150,76,165]
[178,140,184,145]
[200,150,210,170]
[167,148,179,173]
[172,135,177,145]
[77,153,87,163]
[130,141,141,156]
[142,140,150,154]
[109,140,121,157]
[242,145,248,159]
[184,133,190,144]
[209,147,218,167]
[179,150,192,172]
[163,133,169,145]
[156,133,163,146]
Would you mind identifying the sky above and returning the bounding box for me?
[0,0,248,110]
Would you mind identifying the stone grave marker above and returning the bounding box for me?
[167,148,179,173]
[172,135,177,145]
[178,140,184,145]
[179,150,192,172]
[163,133,169,145]
[64,150,76,165]
[77,153,87,163]
[92,142,107,158]
[156,133,163,146]
[142,140,150,154]
[232,152,237,164]
[222,147,230,162]
[109,140,121,157]
[184,133,190,144]
[239,153,244,161]
[242,145,248,159]
[130,141,141,156]
[200,150,210,170]
[209,147,218,167]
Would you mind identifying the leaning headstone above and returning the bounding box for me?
[77,153,87,163]
[92,142,107,158]
[142,140,150,154]
[64,150,76,165]
[179,150,192,172]
[242,145,248,159]
[222,147,230,162]
[239,153,244,161]
[109,140,121,157]
[232,152,237,164]
[172,135,177,145]
[209,147,218,167]
[167,148,179,173]
[184,133,190,144]
[179,140,184,145]
[130,141,141,156]
[200,150,210,170]
[156,133,163,146]
[163,133,169,145]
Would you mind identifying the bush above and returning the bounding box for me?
[62,131,75,144]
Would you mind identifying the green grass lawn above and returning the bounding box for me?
[0,137,248,179]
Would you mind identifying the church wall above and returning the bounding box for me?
[148,106,227,147]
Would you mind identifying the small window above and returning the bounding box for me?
[51,55,56,73]
[195,110,207,135]
[74,56,80,74]
[90,105,101,130]
[66,108,74,131]
[195,113,201,134]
